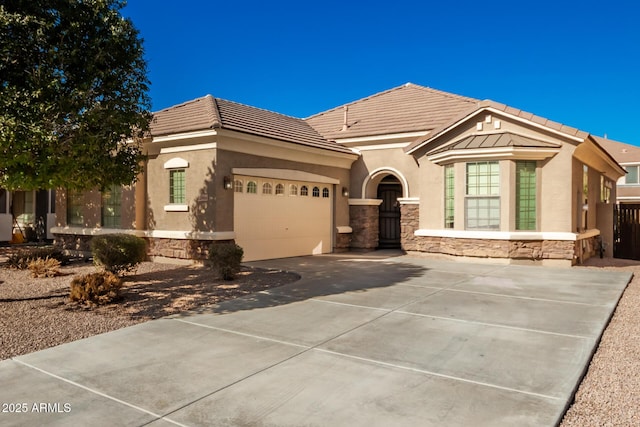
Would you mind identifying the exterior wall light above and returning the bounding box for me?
[223,176,232,190]
[342,187,349,197]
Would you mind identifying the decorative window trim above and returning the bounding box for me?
[163,157,189,169]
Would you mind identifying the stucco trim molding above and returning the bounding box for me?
[348,198,383,206]
[428,147,560,165]
[51,227,147,237]
[51,227,236,241]
[164,204,189,212]
[398,197,420,205]
[232,168,340,184]
[336,226,353,233]
[414,229,600,241]
[361,167,410,198]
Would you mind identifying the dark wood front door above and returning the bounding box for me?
[378,183,402,248]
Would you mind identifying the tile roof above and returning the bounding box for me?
[305,83,478,140]
[592,136,640,164]
[427,132,561,156]
[150,95,354,155]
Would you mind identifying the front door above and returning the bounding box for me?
[377,179,402,248]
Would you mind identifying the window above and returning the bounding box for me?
[625,165,639,184]
[275,183,285,195]
[516,161,536,231]
[102,185,122,228]
[322,187,329,198]
[465,161,500,230]
[234,180,243,193]
[262,182,272,195]
[300,185,308,196]
[247,181,257,194]
[312,186,320,197]
[169,169,186,204]
[0,189,6,214]
[444,165,454,229]
[601,176,612,203]
[67,189,84,226]
[289,184,298,196]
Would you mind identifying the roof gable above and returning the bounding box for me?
[150,96,353,155]
[305,83,478,140]
[592,136,640,164]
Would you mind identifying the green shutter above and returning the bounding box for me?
[516,161,536,231]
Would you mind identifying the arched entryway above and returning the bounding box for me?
[377,175,402,248]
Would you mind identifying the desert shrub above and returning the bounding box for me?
[207,242,244,280]
[4,247,69,269]
[28,257,61,278]
[69,271,122,305]
[90,234,147,275]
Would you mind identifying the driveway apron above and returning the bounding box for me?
[0,253,632,426]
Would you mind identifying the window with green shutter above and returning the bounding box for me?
[516,161,536,231]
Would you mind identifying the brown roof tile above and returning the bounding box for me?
[305,83,478,140]
[593,136,640,164]
[150,96,353,155]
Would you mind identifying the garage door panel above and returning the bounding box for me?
[234,177,332,261]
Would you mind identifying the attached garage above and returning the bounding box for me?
[233,171,336,261]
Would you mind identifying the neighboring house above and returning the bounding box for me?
[50,83,625,266]
[0,189,56,242]
[593,136,640,204]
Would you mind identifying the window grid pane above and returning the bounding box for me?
[169,169,186,204]
[247,181,257,194]
[466,161,500,230]
[102,185,122,228]
[444,165,454,228]
[234,180,243,193]
[516,161,536,231]
[626,166,639,184]
[67,189,84,226]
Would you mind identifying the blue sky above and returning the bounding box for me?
[123,0,640,144]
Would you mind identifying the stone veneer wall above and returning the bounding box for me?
[335,232,351,251]
[415,236,577,262]
[400,204,419,251]
[148,238,235,261]
[349,205,379,249]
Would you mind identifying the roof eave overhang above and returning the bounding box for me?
[427,147,561,165]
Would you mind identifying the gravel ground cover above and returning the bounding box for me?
[0,253,299,361]
[1,249,638,425]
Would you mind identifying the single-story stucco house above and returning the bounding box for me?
[50,83,626,266]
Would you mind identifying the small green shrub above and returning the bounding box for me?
[69,271,122,305]
[4,247,69,270]
[28,257,61,278]
[207,242,244,280]
[90,234,147,275]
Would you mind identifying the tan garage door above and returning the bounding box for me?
[234,176,333,261]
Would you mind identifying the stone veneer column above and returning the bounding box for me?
[348,199,382,249]
[399,199,419,251]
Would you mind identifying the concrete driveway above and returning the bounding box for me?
[0,252,632,426]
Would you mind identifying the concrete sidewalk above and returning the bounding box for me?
[0,253,632,426]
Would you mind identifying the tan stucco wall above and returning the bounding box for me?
[540,145,575,232]
[350,148,420,199]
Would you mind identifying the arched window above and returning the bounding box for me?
[289,184,298,196]
[322,187,330,198]
[262,182,272,195]
[300,185,309,196]
[234,180,243,193]
[275,183,285,195]
[247,181,257,194]
[312,187,320,197]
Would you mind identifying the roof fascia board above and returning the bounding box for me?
[334,131,430,145]
[586,135,627,176]
[427,147,561,164]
